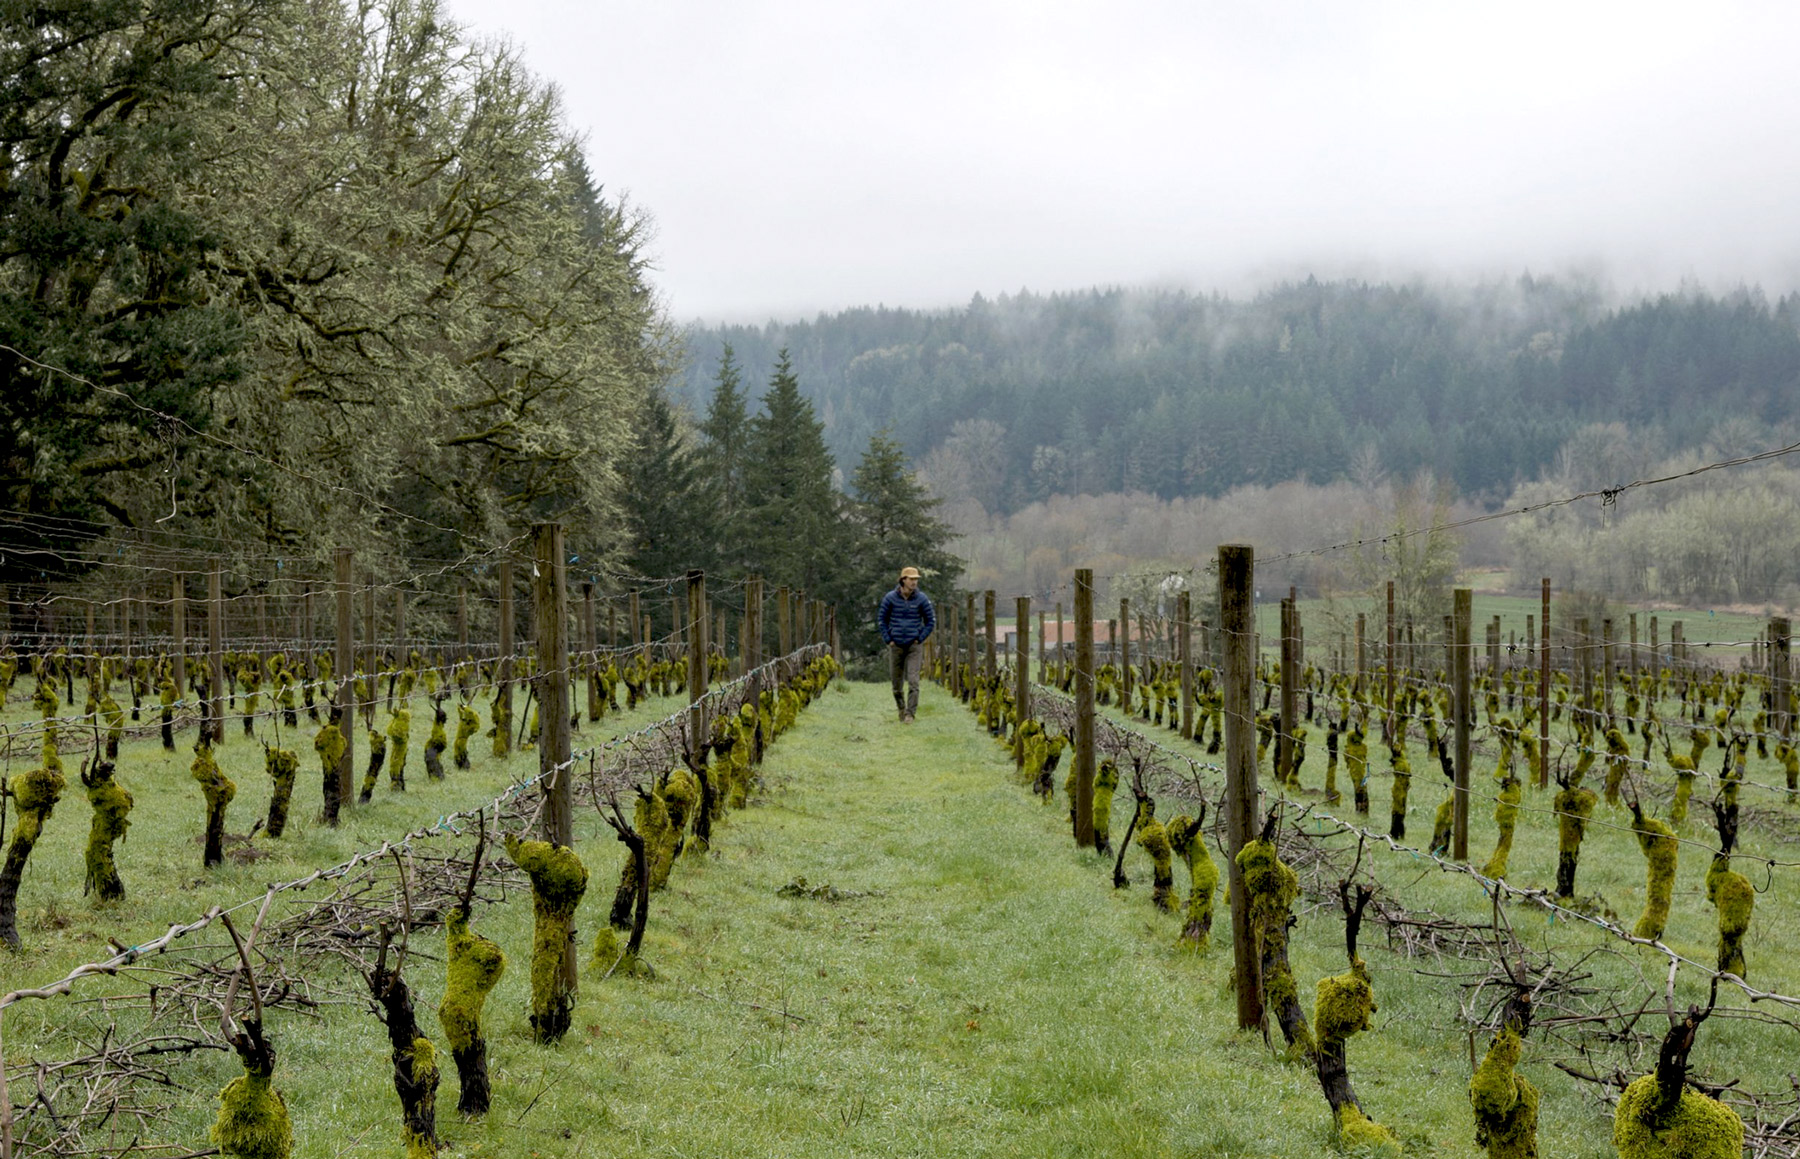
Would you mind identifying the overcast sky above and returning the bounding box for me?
[442,0,1800,324]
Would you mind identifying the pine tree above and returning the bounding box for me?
[699,344,750,571]
[619,388,716,590]
[849,432,963,653]
[741,349,845,596]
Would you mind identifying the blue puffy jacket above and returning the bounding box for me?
[879,587,935,645]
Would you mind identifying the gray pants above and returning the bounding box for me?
[889,641,923,715]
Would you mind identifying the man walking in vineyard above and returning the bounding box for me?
[880,566,935,723]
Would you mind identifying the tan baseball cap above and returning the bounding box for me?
[899,567,921,580]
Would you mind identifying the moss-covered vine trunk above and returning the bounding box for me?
[1,763,66,948]
[1387,744,1411,840]
[192,742,235,871]
[370,959,438,1157]
[211,1020,292,1159]
[1236,837,1313,1058]
[360,728,387,803]
[1553,786,1597,899]
[82,758,132,901]
[1631,808,1678,941]
[1471,1020,1538,1158]
[507,836,587,1044]
[439,907,505,1115]
[423,703,447,781]
[264,747,297,838]
[314,714,345,828]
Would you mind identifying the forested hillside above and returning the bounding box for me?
[679,280,1800,512]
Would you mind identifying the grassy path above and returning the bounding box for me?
[515,677,1282,1158]
[433,677,1611,1159]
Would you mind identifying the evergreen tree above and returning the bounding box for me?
[619,388,716,592]
[699,344,750,571]
[0,0,255,591]
[741,349,845,597]
[848,432,963,653]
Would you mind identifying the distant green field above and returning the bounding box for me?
[983,584,1779,671]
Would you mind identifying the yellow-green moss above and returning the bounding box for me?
[454,703,479,768]
[314,723,344,777]
[727,706,757,808]
[1388,743,1411,838]
[438,908,505,1054]
[1714,867,1752,979]
[1777,740,1798,801]
[401,1036,438,1159]
[1334,1102,1401,1155]
[386,707,411,787]
[264,747,297,838]
[1167,815,1217,952]
[1554,785,1597,898]
[211,1070,292,1159]
[424,710,448,779]
[1603,727,1630,805]
[1238,838,1297,913]
[100,692,125,754]
[193,743,235,869]
[490,685,512,759]
[1135,807,1176,912]
[82,763,132,901]
[1612,1072,1743,1159]
[653,768,699,887]
[360,728,386,799]
[1238,837,1311,1056]
[588,925,646,978]
[1632,814,1678,941]
[2,760,67,944]
[1483,776,1522,880]
[1345,726,1369,812]
[1315,958,1375,1046]
[1668,754,1696,826]
[1093,759,1119,849]
[1429,797,1455,857]
[614,791,672,928]
[506,836,587,1042]
[1469,1025,1538,1159]
[11,764,66,846]
[1286,722,1309,787]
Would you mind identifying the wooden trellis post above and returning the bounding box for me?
[1120,597,1132,706]
[172,573,187,706]
[984,590,997,682]
[208,559,224,744]
[335,547,356,813]
[1277,596,1296,785]
[1452,588,1472,860]
[1384,580,1395,743]
[1179,589,1194,739]
[1220,543,1261,1031]
[1073,569,1096,849]
[1014,596,1031,764]
[497,559,514,749]
[1538,579,1550,789]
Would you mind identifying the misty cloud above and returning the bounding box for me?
[443,0,1800,321]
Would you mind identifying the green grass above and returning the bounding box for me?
[6,675,1798,1156]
